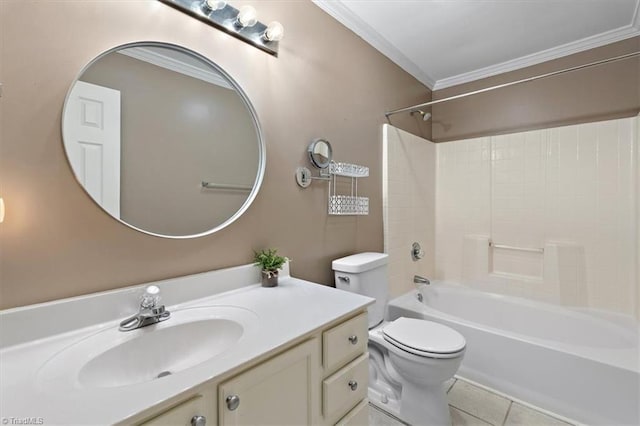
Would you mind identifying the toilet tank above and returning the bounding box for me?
[332,252,389,328]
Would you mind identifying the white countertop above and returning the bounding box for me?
[0,263,373,425]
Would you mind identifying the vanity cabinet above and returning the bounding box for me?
[218,337,321,425]
[135,311,369,426]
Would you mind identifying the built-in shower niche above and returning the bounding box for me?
[461,235,587,305]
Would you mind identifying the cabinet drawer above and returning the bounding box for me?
[323,312,367,373]
[335,399,368,426]
[323,353,368,421]
[140,394,212,426]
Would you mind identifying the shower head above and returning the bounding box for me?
[410,110,432,121]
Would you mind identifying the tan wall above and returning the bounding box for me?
[432,37,640,142]
[81,52,258,236]
[0,0,431,309]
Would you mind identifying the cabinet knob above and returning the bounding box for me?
[191,415,206,426]
[348,335,358,345]
[226,395,240,411]
[348,380,358,391]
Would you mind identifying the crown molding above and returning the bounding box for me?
[314,0,640,92]
[117,47,233,89]
[433,23,640,90]
[312,0,436,89]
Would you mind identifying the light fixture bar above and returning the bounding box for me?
[158,0,281,56]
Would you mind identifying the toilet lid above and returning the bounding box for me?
[383,318,466,356]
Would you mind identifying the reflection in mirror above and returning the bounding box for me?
[307,138,332,169]
[62,43,264,238]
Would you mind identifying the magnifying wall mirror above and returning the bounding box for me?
[307,138,333,169]
[62,42,265,238]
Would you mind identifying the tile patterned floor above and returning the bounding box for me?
[368,378,574,426]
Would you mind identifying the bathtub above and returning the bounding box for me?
[387,282,640,426]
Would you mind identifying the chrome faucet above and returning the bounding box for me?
[119,285,171,332]
[413,275,430,285]
[414,275,430,302]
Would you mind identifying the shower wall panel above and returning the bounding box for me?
[383,124,436,298]
[435,116,638,317]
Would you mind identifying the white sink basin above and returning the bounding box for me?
[37,306,258,390]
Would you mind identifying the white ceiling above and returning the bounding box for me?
[313,0,640,90]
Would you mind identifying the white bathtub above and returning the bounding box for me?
[387,282,640,426]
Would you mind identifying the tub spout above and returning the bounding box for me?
[414,275,429,302]
[414,275,430,285]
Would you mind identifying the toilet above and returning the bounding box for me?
[333,252,465,426]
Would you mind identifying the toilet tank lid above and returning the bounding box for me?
[332,252,388,273]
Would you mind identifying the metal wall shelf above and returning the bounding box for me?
[328,162,369,216]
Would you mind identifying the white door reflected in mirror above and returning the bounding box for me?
[63,81,121,218]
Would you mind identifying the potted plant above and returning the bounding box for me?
[253,248,289,287]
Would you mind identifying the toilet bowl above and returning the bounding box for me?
[333,253,466,426]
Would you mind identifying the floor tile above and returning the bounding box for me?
[504,403,572,426]
[369,404,405,426]
[447,380,511,425]
[450,407,493,426]
[445,378,457,393]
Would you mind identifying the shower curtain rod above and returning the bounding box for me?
[384,50,640,119]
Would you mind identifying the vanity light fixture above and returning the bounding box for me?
[236,5,258,28]
[263,21,284,42]
[158,0,283,56]
[204,0,226,10]
[0,197,4,223]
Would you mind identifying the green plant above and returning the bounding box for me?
[253,248,289,277]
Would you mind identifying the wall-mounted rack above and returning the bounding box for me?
[295,139,369,216]
[329,162,369,178]
[328,162,369,216]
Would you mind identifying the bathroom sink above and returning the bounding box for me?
[37,306,259,390]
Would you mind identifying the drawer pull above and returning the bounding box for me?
[191,415,206,426]
[348,335,358,345]
[226,395,240,411]
[348,380,358,391]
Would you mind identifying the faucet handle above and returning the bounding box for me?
[140,285,161,309]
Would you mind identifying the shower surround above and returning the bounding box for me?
[384,116,638,318]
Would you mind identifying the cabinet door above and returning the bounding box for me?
[140,390,215,426]
[219,337,321,426]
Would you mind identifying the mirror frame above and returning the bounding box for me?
[61,41,266,239]
[307,138,333,169]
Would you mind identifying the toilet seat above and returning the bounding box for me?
[383,318,466,359]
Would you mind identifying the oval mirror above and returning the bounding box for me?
[307,138,332,169]
[62,42,265,238]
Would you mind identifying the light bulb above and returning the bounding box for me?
[236,5,258,28]
[205,0,227,10]
[264,21,284,42]
[0,197,4,223]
